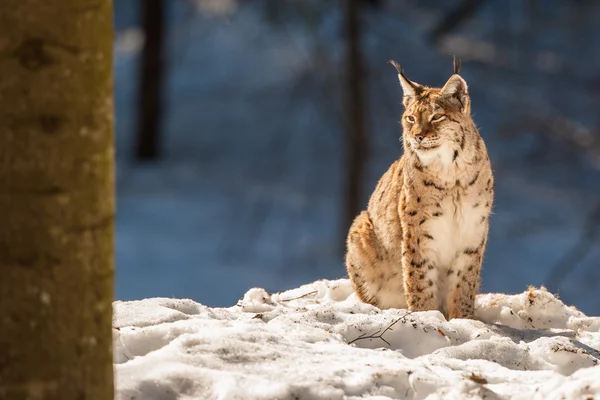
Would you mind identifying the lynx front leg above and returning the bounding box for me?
[448,240,486,319]
[401,234,439,312]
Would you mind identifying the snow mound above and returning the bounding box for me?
[113,279,600,400]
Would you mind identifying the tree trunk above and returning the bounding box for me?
[135,0,165,160]
[0,1,115,399]
[429,0,486,43]
[343,0,368,237]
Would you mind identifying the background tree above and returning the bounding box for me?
[0,1,115,399]
[344,0,368,238]
[135,0,166,160]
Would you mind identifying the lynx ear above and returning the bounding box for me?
[440,74,470,114]
[389,60,423,106]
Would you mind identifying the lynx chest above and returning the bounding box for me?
[424,186,489,268]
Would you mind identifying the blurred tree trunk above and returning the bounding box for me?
[0,1,115,399]
[135,0,165,160]
[343,0,368,240]
[430,0,486,43]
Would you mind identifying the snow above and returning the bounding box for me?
[113,279,600,399]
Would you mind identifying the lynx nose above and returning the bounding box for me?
[415,133,426,142]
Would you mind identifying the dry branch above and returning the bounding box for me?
[279,290,318,302]
[348,311,413,346]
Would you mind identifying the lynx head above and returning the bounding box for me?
[390,58,471,154]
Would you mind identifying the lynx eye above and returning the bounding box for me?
[431,114,446,123]
[405,115,416,124]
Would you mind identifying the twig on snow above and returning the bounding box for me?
[348,311,414,346]
[279,290,318,302]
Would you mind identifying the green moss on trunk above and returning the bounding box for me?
[0,1,115,399]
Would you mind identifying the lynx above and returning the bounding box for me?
[345,59,493,319]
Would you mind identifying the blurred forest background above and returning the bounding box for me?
[113,0,600,314]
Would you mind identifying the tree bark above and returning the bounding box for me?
[0,1,115,399]
[343,0,368,236]
[135,0,165,160]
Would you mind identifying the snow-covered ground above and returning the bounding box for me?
[114,279,600,399]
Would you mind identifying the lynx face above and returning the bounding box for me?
[390,60,471,156]
[402,93,453,151]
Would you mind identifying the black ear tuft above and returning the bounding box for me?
[389,60,424,99]
[453,56,461,75]
[388,60,403,75]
